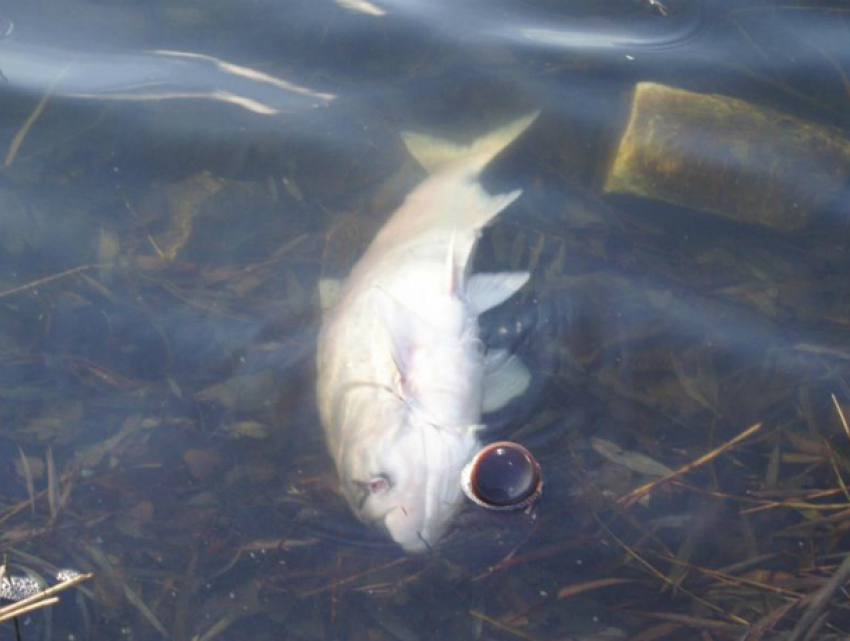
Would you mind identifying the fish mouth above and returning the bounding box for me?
[386,507,437,552]
[361,503,430,551]
[359,502,403,528]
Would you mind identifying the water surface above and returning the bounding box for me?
[1,0,850,639]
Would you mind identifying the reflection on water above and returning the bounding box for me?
[2,0,850,638]
[0,46,335,115]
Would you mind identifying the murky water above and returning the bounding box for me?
[2,0,850,639]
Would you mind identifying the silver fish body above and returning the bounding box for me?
[316,113,537,552]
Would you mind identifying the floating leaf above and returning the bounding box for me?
[591,437,674,477]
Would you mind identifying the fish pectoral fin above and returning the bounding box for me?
[458,188,524,240]
[466,271,530,314]
[318,278,343,310]
[482,349,531,413]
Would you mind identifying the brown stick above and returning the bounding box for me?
[0,572,92,622]
[0,598,59,624]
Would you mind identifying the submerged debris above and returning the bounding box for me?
[605,82,850,230]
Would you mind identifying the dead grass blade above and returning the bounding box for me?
[46,447,58,521]
[595,516,749,626]
[0,572,92,623]
[469,610,545,641]
[5,62,73,166]
[831,394,850,444]
[0,264,107,301]
[657,554,803,597]
[298,558,408,597]
[557,577,635,599]
[17,448,35,516]
[81,541,168,636]
[123,583,169,638]
[619,610,747,634]
[619,422,764,507]
[193,611,238,641]
[0,597,60,622]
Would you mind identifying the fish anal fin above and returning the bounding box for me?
[482,349,531,413]
[467,271,529,314]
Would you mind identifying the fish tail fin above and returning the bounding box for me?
[399,111,539,299]
[401,111,539,175]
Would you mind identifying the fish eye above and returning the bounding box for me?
[461,442,542,510]
[369,474,391,494]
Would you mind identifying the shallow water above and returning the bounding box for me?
[2,0,850,639]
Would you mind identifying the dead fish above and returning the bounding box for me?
[317,112,538,552]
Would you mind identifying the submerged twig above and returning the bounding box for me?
[1,596,60,622]
[831,394,850,444]
[0,572,92,624]
[5,61,73,166]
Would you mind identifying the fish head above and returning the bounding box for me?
[337,392,480,552]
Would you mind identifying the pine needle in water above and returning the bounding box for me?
[17,448,35,516]
[46,447,58,521]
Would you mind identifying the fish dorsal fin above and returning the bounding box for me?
[444,191,525,297]
[466,188,523,234]
[466,271,529,314]
[402,111,539,175]
[482,349,531,413]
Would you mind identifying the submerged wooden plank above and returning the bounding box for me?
[604,82,850,230]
